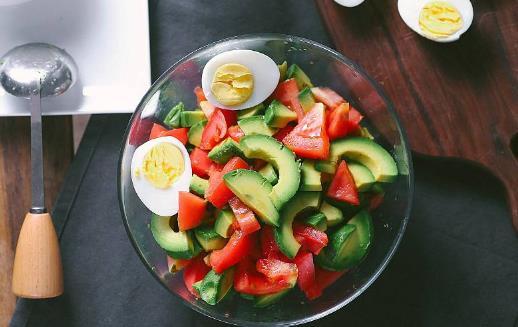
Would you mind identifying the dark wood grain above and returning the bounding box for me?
[0,116,73,327]
[315,0,518,230]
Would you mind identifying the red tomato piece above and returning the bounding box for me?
[327,160,360,205]
[178,192,207,231]
[273,125,295,142]
[194,86,207,104]
[229,197,261,235]
[283,103,330,160]
[167,255,191,273]
[260,225,291,261]
[210,230,256,273]
[293,251,315,294]
[305,267,345,300]
[234,258,293,295]
[327,102,350,141]
[189,148,213,178]
[149,123,169,140]
[199,101,216,119]
[293,223,329,255]
[208,162,225,177]
[228,125,245,142]
[199,109,227,150]
[220,109,237,126]
[183,256,210,297]
[159,127,189,144]
[129,118,154,146]
[205,157,249,208]
[368,193,385,211]
[346,107,363,135]
[289,98,306,121]
[311,87,345,109]
[271,79,304,121]
[256,258,298,282]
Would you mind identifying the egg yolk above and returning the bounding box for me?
[211,63,254,106]
[419,1,463,38]
[141,143,184,189]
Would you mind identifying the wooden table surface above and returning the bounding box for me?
[0,117,73,327]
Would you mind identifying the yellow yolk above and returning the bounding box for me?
[419,1,463,38]
[211,63,254,106]
[141,142,184,189]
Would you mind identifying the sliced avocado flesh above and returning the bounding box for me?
[275,192,321,258]
[348,162,375,192]
[328,137,398,183]
[193,269,234,305]
[190,175,209,197]
[258,163,278,184]
[194,226,227,251]
[208,138,244,164]
[302,212,327,231]
[214,209,236,238]
[163,102,184,128]
[315,160,336,174]
[286,64,313,89]
[239,135,301,209]
[238,116,277,136]
[238,103,265,119]
[254,288,291,308]
[150,215,197,259]
[264,100,297,128]
[316,210,373,271]
[187,120,207,147]
[180,110,205,127]
[298,87,315,113]
[223,169,280,226]
[300,160,322,191]
[320,201,344,227]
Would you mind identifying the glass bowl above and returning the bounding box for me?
[118,34,413,326]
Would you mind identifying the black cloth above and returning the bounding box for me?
[10,0,518,326]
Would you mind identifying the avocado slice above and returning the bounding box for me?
[192,268,234,305]
[275,192,321,258]
[238,103,265,119]
[190,175,209,197]
[298,87,315,113]
[320,201,344,227]
[278,61,288,82]
[238,115,277,136]
[150,215,198,259]
[348,162,375,192]
[223,169,280,226]
[258,163,278,184]
[187,120,207,147]
[316,210,373,271]
[300,160,322,191]
[194,225,227,251]
[264,100,297,128]
[327,137,398,183]
[214,209,236,238]
[315,160,336,174]
[286,64,313,89]
[254,288,292,308]
[239,135,301,209]
[163,102,184,128]
[208,138,244,164]
[180,110,206,127]
[302,212,327,231]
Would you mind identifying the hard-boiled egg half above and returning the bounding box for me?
[201,50,280,110]
[131,136,192,216]
[398,0,473,42]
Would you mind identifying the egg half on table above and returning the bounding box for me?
[131,136,192,217]
[398,0,473,42]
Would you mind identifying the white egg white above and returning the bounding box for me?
[398,0,473,43]
[334,0,366,8]
[131,136,192,217]
[201,50,280,110]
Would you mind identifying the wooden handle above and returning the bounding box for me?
[12,212,63,298]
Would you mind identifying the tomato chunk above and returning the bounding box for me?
[346,107,363,135]
[189,148,213,178]
[293,223,328,255]
[183,256,210,297]
[256,258,298,283]
[234,258,293,295]
[229,197,261,235]
[199,101,216,119]
[311,87,345,109]
[260,225,291,261]
[327,160,360,205]
[210,230,255,273]
[327,102,350,141]
[194,86,207,104]
[205,157,249,208]
[199,109,227,150]
[271,79,304,121]
[158,127,189,144]
[305,267,345,300]
[273,124,295,142]
[283,103,330,160]
[149,123,169,140]
[293,251,315,295]
[228,125,245,142]
[178,192,207,231]
[220,109,237,126]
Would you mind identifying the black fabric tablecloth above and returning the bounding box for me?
[10,0,518,326]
